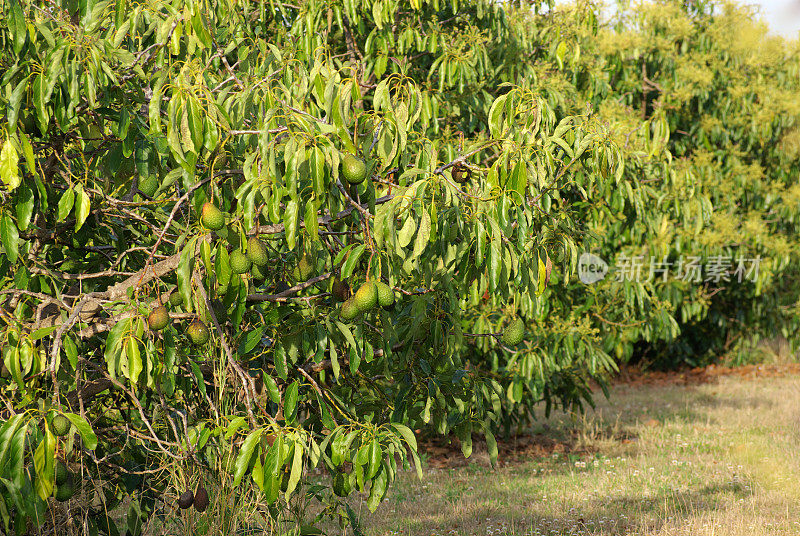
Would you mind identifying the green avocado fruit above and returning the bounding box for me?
[376,282,395,309]
[247,237,269,267]
[187,319,210,345]
[342,154,367,185]
[332,472,352,497]
[54,476,75,502]
[147,305,170,331]
[353,281,378,313]
[501,317,525,346]
[201,202,225,231]
[52,414,71,437]
[340,298,360,321]
[230,250,252,274]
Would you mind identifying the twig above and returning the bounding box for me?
[193,273,264,428]
[248,272,333,303]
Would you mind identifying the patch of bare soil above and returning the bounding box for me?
[613,362,800,386]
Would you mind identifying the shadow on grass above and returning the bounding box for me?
[359,467,753,536]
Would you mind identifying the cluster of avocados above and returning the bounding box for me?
[147,299,209,345]
[50,414,76,502]
[54,461,75,502]
[339,280,395,321]
[177,484,209,512]
[200,199,306,288]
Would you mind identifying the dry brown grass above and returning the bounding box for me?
[348,374,800,535]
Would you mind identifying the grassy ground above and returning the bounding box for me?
[346,373,800,535]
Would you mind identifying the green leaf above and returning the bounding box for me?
[176,238,196,311]
[483,427,498,468]
[190,7,213,48]
[460,430,472,458]
[488,94,508,139]
[74,184,91,232]
[188,359,207,399]
[251,451,264,491]
[508,160,527,201]
[366,465,388,512]
[334,320,358,351]
[234,428,263,487]
[305,198,319,242]
[284,381,299,424]
[284,438,303,499]
[8,0,27,54]
[187,98,204,154]
[0,214,20,265]
[411,208,431,259]
[63,413,98,450]
[397,213,416,248]
[117,105,131,139]
[555,41,567,69]
[33,428,55,501]
[389,423,417,452]
[57,188,75,222]
[0,416,26,477]
[411,450,423,480]
[488,224,502,291]
[274,343,288,380]
[284,198,299,249]
[333,243,354,268]
[215,247,231,289]
[367,438,382,480]
[263,435,283,503]
[225,417,247,440]
[104,317,131,379]
[311,146,326,196]
[14,181,34,231]
[340,244,366,279]
[124,336,142,384]
[537,254,547,296]
[0,477,24,517]
[0,138,21,191]
[30,326,58,341]
[8,77,29,134]
[264,374,281,403]
[239,327,265,355]
[149,73,166,133]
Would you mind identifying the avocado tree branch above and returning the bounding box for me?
[49,291,106,407]
[193,273,265,428]
[247,272,333,303]
[434,140,500,174]
[144,177,212,273]
[88,364,185,460]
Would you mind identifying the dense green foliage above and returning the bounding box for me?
[0,0,797,533]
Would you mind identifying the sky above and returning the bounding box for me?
[753,0,800,36]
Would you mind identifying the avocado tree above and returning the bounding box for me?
[2,0,783,533]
